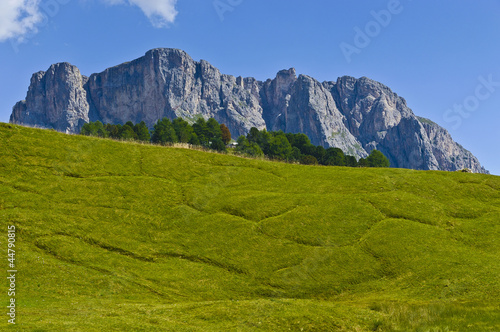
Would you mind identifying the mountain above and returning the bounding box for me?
[10,48,488,173]
[1,123,499,330]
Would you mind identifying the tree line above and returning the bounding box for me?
[80,119,390,168]
[236,127,390,167]
[80,117,232,152]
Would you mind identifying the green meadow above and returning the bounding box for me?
[1,122,499,331]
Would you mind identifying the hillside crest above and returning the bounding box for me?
[10,48,488,173]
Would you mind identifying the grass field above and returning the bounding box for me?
[1,122,499,331]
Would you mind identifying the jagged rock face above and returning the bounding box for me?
[263,70,366,157]
[328,76,440,170]
[418,117,488,173]
[11,63,89,134]
[86,49,266,138]
[10,48,488,173]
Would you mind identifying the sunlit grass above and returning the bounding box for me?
[1,123,499,331]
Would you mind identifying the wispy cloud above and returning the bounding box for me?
[0,0,178,43]
[103,0,178,27]
[0,0,43,42]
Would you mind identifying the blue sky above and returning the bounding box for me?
[1,0,499,174]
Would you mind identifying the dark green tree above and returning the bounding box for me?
[291,147,302,161]
[268,132,293,160]
[345,155,358,167]
[210,138,227,152]
[247,127,261,144]
[151,118,178,143]
[80,121,108,138]
[236,136,264,157]
[106,124,121,139]
[134,121,150,142]
[313,146,326,165]
[358,158,369,167]
[206,118,222,141]
[193,118,209,146]
[325,147,346,166]
[172,118,195,143]
[80,122,96,136]
[286,133,312,154]
[300,155,318,165]
[119,124,138,140]
[366,150,390,168]
[247,127,272,154]
[188,133,200,146]
[300,144,317,158]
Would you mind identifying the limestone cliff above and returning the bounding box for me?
[10,48,488,173]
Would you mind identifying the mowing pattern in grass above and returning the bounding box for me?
[1,123,499,331]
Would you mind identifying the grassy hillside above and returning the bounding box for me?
[1,122,499,331]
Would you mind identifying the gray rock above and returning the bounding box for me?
[418,117,487,174]
[9,48,488,173]
[11,63,89,133]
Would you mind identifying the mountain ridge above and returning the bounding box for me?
[10,48,488,173]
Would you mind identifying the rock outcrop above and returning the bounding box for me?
[11,62,89,134]
[10,48,488,173]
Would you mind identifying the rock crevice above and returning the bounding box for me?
[10,48,488,173]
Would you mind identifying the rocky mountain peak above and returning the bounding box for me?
[9,48,488,173]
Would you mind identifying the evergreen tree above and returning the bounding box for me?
[151,118,178,143]
[325,147,346,166]
[286,133,312,155]
[134,121,150,142]
[80,122,95,136]
[358,158,369,167]
[188,133,200,146]
[300,144,317,159]
[345,155,358,167]
[300,155,318,165]
[206,118,223,141]
[247,127,261,144]
[367,150,390,168]
[193,118,209,146]
[236,136,263,157]
[313,146,326,165]
[291,147,302,161]
[210,138,227,152]
[172,118,195,143]
[106,124,121,139]
[80,121,108,138]
[268,132,293,160]
[257,129,273,155]
[120,124,138,140]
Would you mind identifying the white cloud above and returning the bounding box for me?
[0,0,178,43]
[103,0,178,27]
[0,0,43,42]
